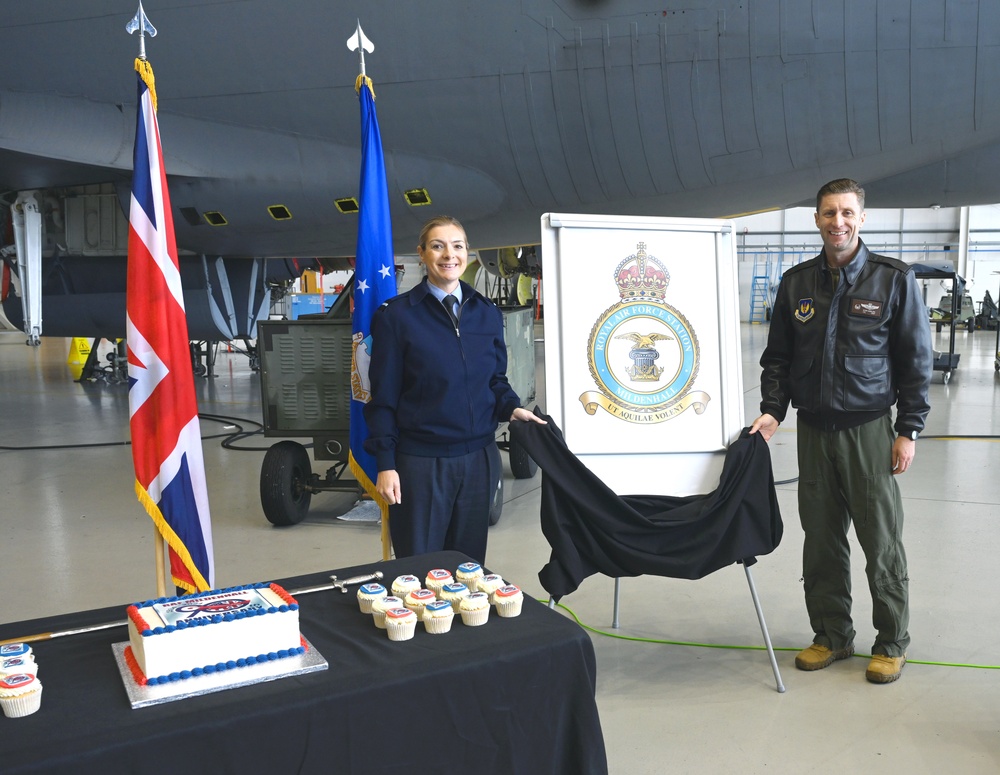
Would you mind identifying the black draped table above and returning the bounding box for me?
[1,551,607,774]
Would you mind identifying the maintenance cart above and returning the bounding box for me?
[257,280,538,527]
[912,261,964,384]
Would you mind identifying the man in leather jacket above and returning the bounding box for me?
[750,178,932,684]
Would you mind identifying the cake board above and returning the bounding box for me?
[112,636,328,709]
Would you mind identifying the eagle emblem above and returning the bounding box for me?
[615,331,674,381]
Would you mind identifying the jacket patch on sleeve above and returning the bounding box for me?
[794,298,815,323]
[849,298,883,318]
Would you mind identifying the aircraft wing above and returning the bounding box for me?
[4,1,1000,338]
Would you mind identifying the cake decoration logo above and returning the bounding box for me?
[172,598,253,620]
[152,589,275,626]
[0,674,33,688]
[580,242,710,424]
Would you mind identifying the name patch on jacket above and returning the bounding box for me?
[849,298,883,318]
[794,298,815,323]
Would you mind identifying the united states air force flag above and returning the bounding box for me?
[348,75,397,552]
[126,58,214,592]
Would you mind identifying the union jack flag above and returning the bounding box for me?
[126,58,214,592]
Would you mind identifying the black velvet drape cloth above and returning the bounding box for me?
[509,410,783,600]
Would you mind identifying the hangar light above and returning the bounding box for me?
[404,188,431,206]
[203,211,228,226]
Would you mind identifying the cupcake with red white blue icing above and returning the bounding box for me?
[459,592,491,626]
[455,562,484,592]
[438,583,471,612]
[0,654,38,678]
[0,644,36,680]
[390,575,421,600]
[422,600,456,634]
[357,582,388,614]
[476,574,505,603]
[493,584,524,618]
[0,643,32,661]
[0,673,42,718]
[371,596,405,629]
[404,588,437,621]
[424,568,454,595]
[384,608,418,642]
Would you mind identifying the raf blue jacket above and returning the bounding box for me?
[363,278,521,472]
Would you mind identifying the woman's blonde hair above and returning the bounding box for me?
[418,215,466,249]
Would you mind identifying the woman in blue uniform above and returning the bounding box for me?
[364,215,544,561]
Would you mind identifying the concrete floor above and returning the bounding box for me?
[1,322,999,773]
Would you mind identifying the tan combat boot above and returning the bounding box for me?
[794,643,855,671]
[866,654,906,683]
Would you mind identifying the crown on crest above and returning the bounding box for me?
[614,243,669,301]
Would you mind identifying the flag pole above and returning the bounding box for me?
[155,532,167,596]
[128,1,170,598]
[127,2,213,595]
[347,21,394,561]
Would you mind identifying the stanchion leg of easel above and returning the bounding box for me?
[612,577,621,629]
[744,564,785,693]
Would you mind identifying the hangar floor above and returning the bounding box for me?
[1,323,998,773]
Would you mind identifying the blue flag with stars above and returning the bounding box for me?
[348,76,397,552]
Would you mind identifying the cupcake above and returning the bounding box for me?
[404,588,437,620]
[0,655,38,678]
[439,582,470,612]
[356,582,388,614]
[0,643,32,660]
[493,584,524,618]
[476,573,505,603]
[371,596,405,629]
[422,600,456,634]
[458,592,491,626]
[0,673,42,718]
[424,568,454,595]
[384,607,418,641]
[455,562,485,592]
[391,574,421,600]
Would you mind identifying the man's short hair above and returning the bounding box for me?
[816,178,866,212]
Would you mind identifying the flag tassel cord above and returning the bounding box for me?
[134,482,210,594]
[348,453,392,561]
[134,58,157,110]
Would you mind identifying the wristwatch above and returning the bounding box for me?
[901,430,918,441]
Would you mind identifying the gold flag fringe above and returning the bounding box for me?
[135,480,210,593]
[348,452,392,560]
[355,74,375,98]
[134,57,158,112]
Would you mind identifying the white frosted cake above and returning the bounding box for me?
[125,582,303,686]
